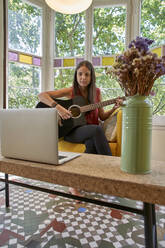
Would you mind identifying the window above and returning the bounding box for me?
[53,3,127,100]
[8,63,40,108]
[1,0,164,115]
[141,0,164,47]
[8,0,42,108]
[95,68,123,102]
[54,68,74,89]
[54,12,85,57]
[93,6,126,56]
[141,0,165,115]
[8,0,42,55]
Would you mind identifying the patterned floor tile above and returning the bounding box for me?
[0,173,165,247]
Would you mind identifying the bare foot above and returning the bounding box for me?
[69,187,82,203]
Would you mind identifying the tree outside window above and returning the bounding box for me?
[8,0,42,108]
[141,0,165,115]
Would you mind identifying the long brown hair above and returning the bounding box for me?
[73,60,96,104]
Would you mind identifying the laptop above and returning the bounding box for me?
[0,108,80,165]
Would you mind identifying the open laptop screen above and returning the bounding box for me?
[0,108,80,164]
[0,108,60,164]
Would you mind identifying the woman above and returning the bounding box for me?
[38,60,121,196]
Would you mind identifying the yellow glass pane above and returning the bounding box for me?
[63,59,75,67]
[19,54,32,64]
[151,47,161,57]
[102,57,115,66]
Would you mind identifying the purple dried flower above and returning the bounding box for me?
[129,36,154,52]
[155,64,165,74]
[116,55,126,63]
[109,36,165,96]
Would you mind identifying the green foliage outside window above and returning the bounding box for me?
[54,6,126,107]
[55,13,85,57]
[7,0,165,115]
[151,76,165,115]
[8,63,40,109]
[8,0,41,108]
[141,0,165,48]
[8,0,42,55]
[93,7,126,55]
[54,69,74,89]
[141,0,165,115]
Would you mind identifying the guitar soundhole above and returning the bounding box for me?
[69,105,81,119]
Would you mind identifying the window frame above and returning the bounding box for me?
[1,0,141,109]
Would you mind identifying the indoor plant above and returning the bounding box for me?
[108,36,165,96]
[108,37,165,174]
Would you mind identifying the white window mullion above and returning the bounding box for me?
[85,4,93,62]
[125,0,132,48]
[0,0,4,108]
[131,0,141,40]
[126,0,141,47]
[0,0,8,109]
[42,4,54,91]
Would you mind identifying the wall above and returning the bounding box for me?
[0,0,4,108]
[151,116,165,161]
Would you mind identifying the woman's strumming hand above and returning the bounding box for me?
[56,104,72,120]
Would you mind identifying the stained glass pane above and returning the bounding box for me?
[8,51,18,61]
[102,57,114,66]
[54,59,62,67]
[151,47,161,57]
[19,54,33,64]
[92,57,101,66]
[76,58,84,66]
[33,57,41,66]
[63,59,75,67]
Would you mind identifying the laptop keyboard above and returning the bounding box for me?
[58,155,67,159]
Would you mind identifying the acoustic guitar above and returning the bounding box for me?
[36,96,125,138]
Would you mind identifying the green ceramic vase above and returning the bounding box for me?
[121,95,152,174]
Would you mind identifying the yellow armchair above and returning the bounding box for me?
[58,109,122,157]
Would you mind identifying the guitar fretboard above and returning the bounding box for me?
[80,97,125,113]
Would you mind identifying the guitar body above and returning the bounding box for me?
[36,95,124,138]
[36,96,87,138]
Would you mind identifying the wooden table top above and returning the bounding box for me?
[0,154,165,205]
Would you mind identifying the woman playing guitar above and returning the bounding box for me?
[38,60,122,197]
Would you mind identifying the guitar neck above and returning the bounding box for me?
[80,96,125,113]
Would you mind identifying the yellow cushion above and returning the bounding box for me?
[58,109,122,157]
[58,140,117,156]
[109,143,117,156]
[58,140,85,153]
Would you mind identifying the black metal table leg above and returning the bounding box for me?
[5,173,9,207]
[143,202,157,248]
[0,174,159,247]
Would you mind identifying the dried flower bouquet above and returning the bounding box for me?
[108,37,165,96]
